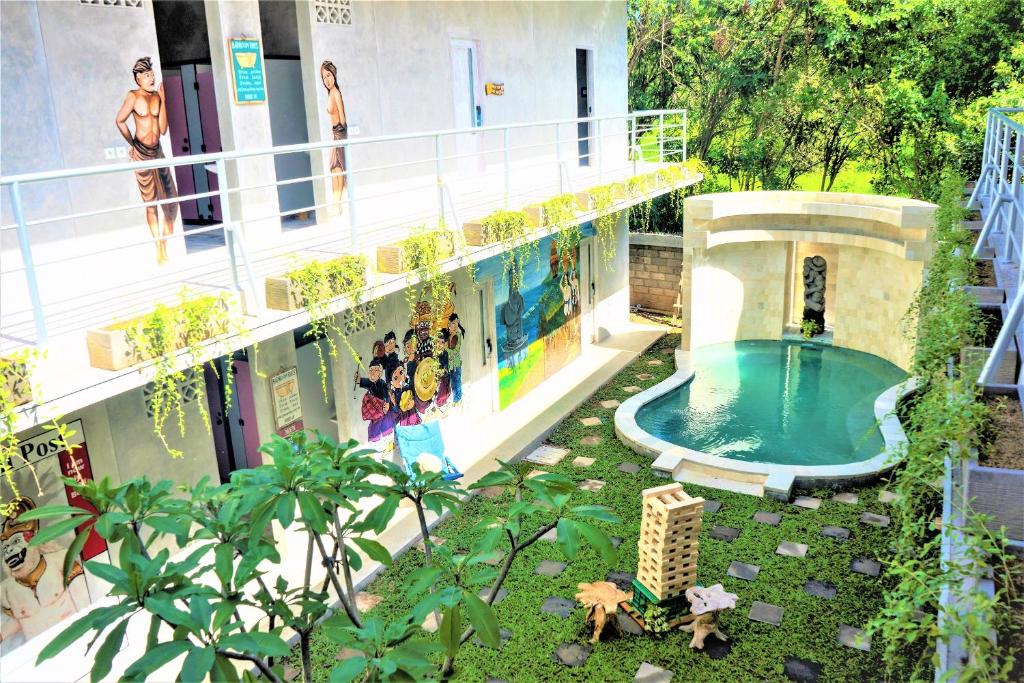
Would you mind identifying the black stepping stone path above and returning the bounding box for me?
[804,579,837,599]
[710,526,740,542]
[748,601,784,626]
[703,637,733,659]
[753,511,781,526]
[860,512,891,528]
[552,643,591,667]
[703,500,722,513]
[535,560,567,577]
[473,628,513,649]
[821,525,850,541]
[727,561,760,581]
[479,587,509,605]
[606,570,635,592]
[784,656,823,682]
[618,462,642,474]
[616,611,645,636]
[850,558,881,577]
[541,596,576,618]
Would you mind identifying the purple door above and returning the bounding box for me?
[197,71,223,222]
[232,359,262,468]
[163,75,199,221]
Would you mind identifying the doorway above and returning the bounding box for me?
[204,352,262,483]
[450,39,484,176]
[579,237,597,343]
[576,48,594,167]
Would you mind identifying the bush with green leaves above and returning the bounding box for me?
[480,209,536,291]
[23,430,619,682]
[541,193,582,260]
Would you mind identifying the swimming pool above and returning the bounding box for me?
[634,341,908,467]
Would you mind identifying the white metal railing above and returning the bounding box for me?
[0,109,688,351]
[967,107,1023,388]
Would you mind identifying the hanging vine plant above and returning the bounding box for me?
[1,350,36,514]
[287,254,371,399]
[589,184,619,267]
[480,209,537,292]
[399,226,459,333]
[542,193,582,260]
[123,289,243,458]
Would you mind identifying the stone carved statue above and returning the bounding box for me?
[802,255,826,333]
[500,267,527,359]
[680,584,738,649]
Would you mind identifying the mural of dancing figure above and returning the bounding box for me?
[115,56,179,264]
[320,60,348,207]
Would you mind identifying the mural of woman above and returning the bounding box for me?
[387,364,421,427]
[115,56,179,265]
[320,60,348,206]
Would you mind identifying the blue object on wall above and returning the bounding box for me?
[229,38,267,104]
[395,422,463,481]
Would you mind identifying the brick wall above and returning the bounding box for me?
[629,234,684,314]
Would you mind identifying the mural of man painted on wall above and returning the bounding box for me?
[0,499,91,653]
[116,56,179,265]
[320,60,348,207]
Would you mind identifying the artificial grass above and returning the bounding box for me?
[296,334,909,682]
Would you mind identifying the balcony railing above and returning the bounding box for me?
[967,107,1024,389]
[0,109,688,356]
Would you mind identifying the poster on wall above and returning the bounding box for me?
[271,367,304,437]
[116,56,180,265]
[1,421,107,656]
[495,237,582,409]
[228,38,267,104]
[354,287,466,448]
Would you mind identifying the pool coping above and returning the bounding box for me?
[614,347,919,499]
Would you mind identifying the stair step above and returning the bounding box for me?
[673,466,764,497]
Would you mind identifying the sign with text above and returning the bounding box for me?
[228,38,267,104]
[271,367,303,432]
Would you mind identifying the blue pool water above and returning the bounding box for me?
[635,340,907,466]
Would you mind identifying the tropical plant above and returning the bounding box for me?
[287,254,370,399]
[589,184,619,267]
[480,209,536,291]
[399,226,459,332]
[800,319,820,339]
[542,193,582,260]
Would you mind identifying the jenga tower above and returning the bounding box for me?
[636,483,704,601]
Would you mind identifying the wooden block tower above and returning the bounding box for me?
[628,483,704,627]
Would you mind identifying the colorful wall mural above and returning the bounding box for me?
[495,236,581,409]
[354,291,465,448]
[319,59,348,205]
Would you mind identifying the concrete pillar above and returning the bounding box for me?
[248,332,299,446]
[205,0,281,253]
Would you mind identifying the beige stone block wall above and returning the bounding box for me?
[690,241,789,349]
[833,246,921,370]
[629,244,684,313]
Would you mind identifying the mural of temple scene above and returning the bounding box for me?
[495,236,582,409]
[354,289,465,449]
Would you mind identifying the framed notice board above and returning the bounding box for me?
[228,37,267,104]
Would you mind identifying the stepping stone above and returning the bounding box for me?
[709,526,739,542]
[647,359,663,366]
[572,456,595,468]
[783,656,823,682]
[878,490,901,504]
[703,500,722,513]
[860,512,890,528]
[660,347,675,354]
[753,511,781,526]
[481,550,504,566]
[579,479,606,492]
[850,558,881,577]
[837,624,871,651]
[580,417,603,427]
[335,647,364,661]
[540,527,558,541]
[600,399,621,409]
[804,579,837,599]
[748,601,784,626]
[622,385,643,393]
[415,537,447,553]
[618,611,646,636]
[535,560,567,577]
[525,444,569,465]
[422,611,440,632]
[541,597,575,618]
[606,570,635,591]
[821,525,850,541]
[478,587,509,605]
[792,496,821,510]
[703,637,732,659]
[478,485,504,499]
[473,627,512,649]
[776,541,808,558]
[526,469,547,479]
[282,663,300,681]
[618,462,642,474]
[727,561,759,581]
[551,642,591,667]
[355,592,381,612]
[636,373,655,381]
[610,536,623,548]
[634,662,673,682]
[581,435,603,446]
[832,492,858,504]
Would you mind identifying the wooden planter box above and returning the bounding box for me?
[377,232,456,274]
[463,211,539,247]
[576,184,629,213]
[86,294,240,371]
[961,341,1020,385]
[2,357,33,407]
[265,255,368,312]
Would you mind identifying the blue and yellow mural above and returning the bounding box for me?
[494,236,581,408]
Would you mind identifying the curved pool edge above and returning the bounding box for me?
[614,348,919,499]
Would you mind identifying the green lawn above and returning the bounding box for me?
[793,164,877,195]
[296,334,912,681]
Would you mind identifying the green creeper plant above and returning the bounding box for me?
[287,254,371,400]
[123,289,243,458]
[589,184,619,267]
[801,319,821,339]
[1,350,36,515]
[542,193,582,260]
[480,209,536,292]
[399,225,459,331]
